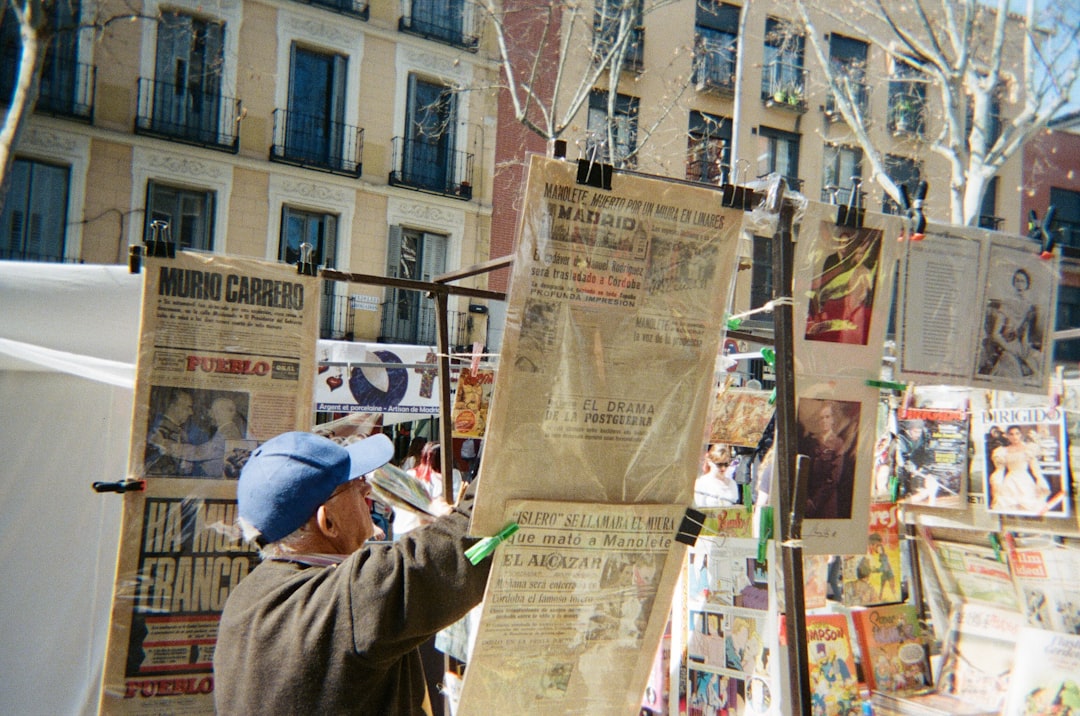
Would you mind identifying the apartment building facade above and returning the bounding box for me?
[1,0,499,348]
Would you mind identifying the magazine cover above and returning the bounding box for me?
[369,462,437,516]
[896,404,970,509]
[851,603,932,694]
[806,613,860,716]
[1001,627,1080,715]
[841,502,903,607]
[973,405,1070,518]
[1007,538,1080,634]
[936,603,1025,712]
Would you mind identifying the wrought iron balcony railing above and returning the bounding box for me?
[289,0,368,20]
[761,60,808,113]
[135,77,241,153]
[694,36,736,95]
[389,136,474,200]
[399,0,479,51]
[1,49,95,122]
[824,78,870,120]
[270,108,364,177]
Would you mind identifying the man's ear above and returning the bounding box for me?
[315,504,337,539]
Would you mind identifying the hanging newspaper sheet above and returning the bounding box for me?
[895,225,1058,392]
[101,251,319,714]
[457,500,687,715]
[470,155,741,535]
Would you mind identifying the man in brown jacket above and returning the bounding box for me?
[214,431,491,715]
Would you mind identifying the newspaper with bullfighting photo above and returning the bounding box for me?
[470,155,742,535]
[102,251,320,715]
[457,501,687,715]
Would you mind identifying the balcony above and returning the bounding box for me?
[135,77,241,153]
[1,49,95,123]
[687,152,727,186]
[761,61,808,114]
[824,78,870,121]
[289,0,368,20]
[694,37,736,96]
[399,0,479,51]
[594,26,645,74]
[978,215,1004,231]
[822,186,866,206]
[889,78,928,137]
[376,289,472,347]
[270,108,364,177]
[389,136,474,200]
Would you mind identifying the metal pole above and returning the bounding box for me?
[771,196,812,716]
[433,288,455,501]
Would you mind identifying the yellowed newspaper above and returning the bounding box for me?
[100,251,320,714]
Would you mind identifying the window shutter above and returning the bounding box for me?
[421,232,447,281]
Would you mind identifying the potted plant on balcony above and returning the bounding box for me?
[893,98,916,133]
[785,83,803,107]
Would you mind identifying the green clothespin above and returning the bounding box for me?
[866,379,908,392]
[757,506,774,564]
[726,314,744,331]
[888,474,899,503]
[465,522,520,565]
[989,533,1004,563]
[767,388,777,405]
[760,347,776,366]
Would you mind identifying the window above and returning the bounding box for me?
[694,1,739,93]
[827,34,869,117]
[1,158,70,262]
[883,154,920,214]
[587,89,638,166]
[822,144,862,204]
[762,17,805,105]
[279,206,338,268]
[380,227,447,345]
[966,85,1003,149]
[285,45,347,168]
[401,74,458,193]
[1050,187,1080,249]
[889,59,927,135]
[152,12,224,141]
[756,126,800,188]
[750,236,774,323]
[1,0,83,116]
[978,177,1000,230]
[145,182,215,251]
[686,111,730,184]
[594,0,644,71]
[400,0,476,50]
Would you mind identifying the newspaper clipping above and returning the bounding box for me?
[458,501,687,715]
[101,252,320,714]
[470,155,742,535]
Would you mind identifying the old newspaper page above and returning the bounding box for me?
[100,251,320,714]
[470,155,742,535]
[458,500,688,715]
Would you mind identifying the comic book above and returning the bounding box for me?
[841,502,903,607]
[850,603,931,694]
[369,462,436,516]
[936,603,1025,712]
[1001,627,1080,715]
[806,613,861,716]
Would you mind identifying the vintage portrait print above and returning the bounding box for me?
[797,397,860,520]
[978,408,1070,518]
[803,221,885,346]
[972,237,1058,391]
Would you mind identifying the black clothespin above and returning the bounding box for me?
[1027,206,1057,259]
[836,176,865,228]
[898,180,928,240]
[576,139,613,190]
[92,479,147,494]
[720,159,762,211]
[128,244,143,274]
[297,242,318,276]
[675,507,707,546]
[144,219,176,259]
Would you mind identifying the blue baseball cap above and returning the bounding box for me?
[237,431,394,544]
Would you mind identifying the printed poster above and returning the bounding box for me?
[314,341,440,417]
[791,202,901,378]
[895,225,1058,392]
[456,501,687,715]
[470,155,741,535]
[795,376,880,555]
[452,367,494,438]
[101,251,319,714]
[708,386,775,448]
